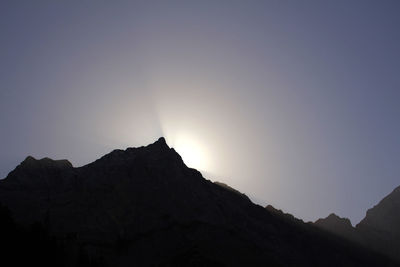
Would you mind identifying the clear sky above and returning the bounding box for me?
[1,1,400,224]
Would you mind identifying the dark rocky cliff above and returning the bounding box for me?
[0,138,396,266]
[314,187,400,262]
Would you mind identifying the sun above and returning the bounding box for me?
[172,135,208,171]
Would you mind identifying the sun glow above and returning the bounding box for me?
[171,135,210,171]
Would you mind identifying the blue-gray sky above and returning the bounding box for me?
[1,1,400,224]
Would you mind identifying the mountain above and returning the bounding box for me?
[265,205,303,224]
[0,138,397,266]
[314,187,400,262]
[356,186,400,260]
[314,213,358,242]
[360,187,400,260]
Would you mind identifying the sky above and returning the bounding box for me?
[1,0,400,224]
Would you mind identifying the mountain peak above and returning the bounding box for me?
[22,155,37,164]
[146,137,170,150]
[315,213,353,227]
[19,156,73,169]
[356,184,400,236]
[156,136,167,144]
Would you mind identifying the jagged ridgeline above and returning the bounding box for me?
[0,138,398,266]
[314,186,400,262]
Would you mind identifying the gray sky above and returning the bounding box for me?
[1,0,400,224]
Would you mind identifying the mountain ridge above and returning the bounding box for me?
[0,138,398,266]
[314,186,400,261]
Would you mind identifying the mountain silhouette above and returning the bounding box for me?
[315,186,400,262]
[314,213,359,242]
[0,138,397,266]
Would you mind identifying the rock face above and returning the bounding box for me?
[314,213,358,241]
[265,205,305,225]
[0,138,397,266]
[356,186,400,260]
[313,188,400,262]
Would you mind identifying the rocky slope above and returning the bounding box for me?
[314,187,400,262]
[0,138,397,266]
[314,213,359,242]
[357,186,400,260]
